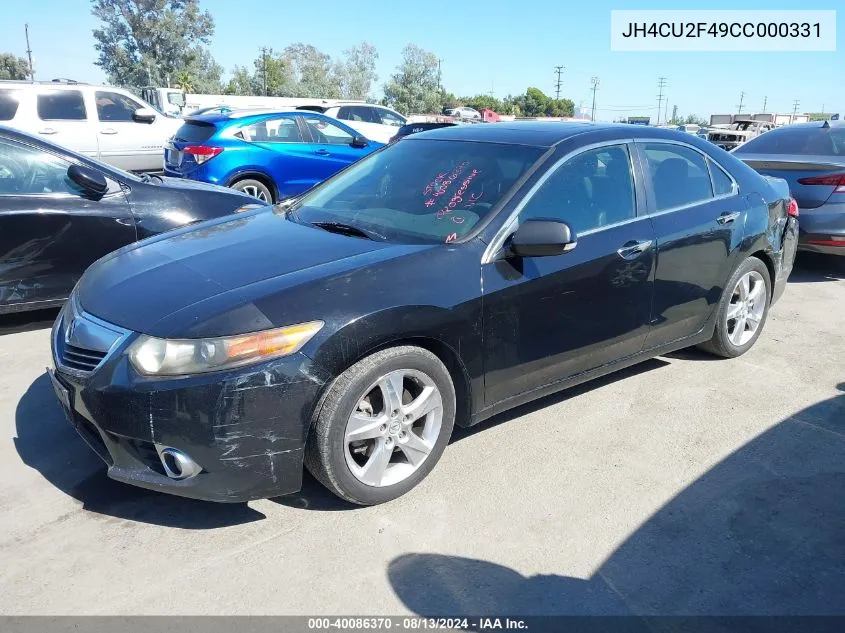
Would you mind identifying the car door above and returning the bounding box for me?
[34,89,98,160]
[300,114,373,183]
[370,107,406,144]
[93,89,164,172]
[237,115,320,198]
[0,135,135,311]
[481,142,656,406]
[635,140,748,350]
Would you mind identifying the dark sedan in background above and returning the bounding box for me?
[0,126,262,314]
[734,120,845,256]
[49,123,797,506]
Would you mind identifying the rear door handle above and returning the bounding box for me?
[38,128,57,135]
[100,128,118,135]
[716,211,741,225]
[314,149,329,155]
[617,239,652,260]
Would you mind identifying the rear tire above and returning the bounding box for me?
[305,346,456,506]
[698,257,771,358]
[231,178,273,203]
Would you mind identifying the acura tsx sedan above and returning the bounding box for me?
[49,122,799,506]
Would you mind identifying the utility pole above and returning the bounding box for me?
[590,77,600,122]
[671,104,678,124]
[554,65,564,100]
[24,23,34,81]
[261,47,268,96]
[664,95,669,125]
[656,76,667,125]
[791,99,800,123]
[762,96,768,112]
[736,91,745,114]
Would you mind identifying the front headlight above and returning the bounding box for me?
[127,321,324,376]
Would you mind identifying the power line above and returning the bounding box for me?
[656,77,667,125]
[24,23,34,81]
[554,65,564,100]
[590,77,600,122]
[736,91,745,114]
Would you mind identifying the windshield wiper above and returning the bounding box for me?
[311,221,385,241]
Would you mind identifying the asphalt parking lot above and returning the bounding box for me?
[1,254,844,616]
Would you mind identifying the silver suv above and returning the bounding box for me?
[0,80,183,172]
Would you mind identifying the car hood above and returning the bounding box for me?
[77,209,412,337]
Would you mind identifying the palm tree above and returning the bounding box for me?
[173,71,194,94]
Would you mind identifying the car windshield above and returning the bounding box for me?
[289,139,545,244]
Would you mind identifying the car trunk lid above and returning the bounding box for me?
[738,153,845,209]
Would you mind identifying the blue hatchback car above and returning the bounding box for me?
[164,109,383,202]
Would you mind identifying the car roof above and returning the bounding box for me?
[186,108,324,124]
[405,121,692,147]
[770,120,845,131]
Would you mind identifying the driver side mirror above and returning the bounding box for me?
[350,135,369,148]
[508,219,577,258]
[133,107,157,123]
[67,164,108,197]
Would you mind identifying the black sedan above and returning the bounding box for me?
[0,126,263,314]
[49,122,798,505]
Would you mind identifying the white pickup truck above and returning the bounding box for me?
[0,80,183,172]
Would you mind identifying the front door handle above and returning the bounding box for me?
[314,149,329,155]
[100,128,118,135]
[617,239,652,260]
[716,211,741,225]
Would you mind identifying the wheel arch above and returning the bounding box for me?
[225,170,279,202]
[748,249,777,299]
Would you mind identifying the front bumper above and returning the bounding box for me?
[49,304,332,502]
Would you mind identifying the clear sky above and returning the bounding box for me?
[2,0,842,121]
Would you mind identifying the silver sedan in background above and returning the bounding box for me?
[735,120,845,256]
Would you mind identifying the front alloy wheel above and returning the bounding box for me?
[305,346,456,505]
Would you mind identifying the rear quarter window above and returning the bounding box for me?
[0,90,21,121]
[173,121,217,143]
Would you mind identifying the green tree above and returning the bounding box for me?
[684,114,708,126]
[224,65,254,95]
[91,0,216,89]
[252,47,291,96]
[383,44,441,115]
[182,46,223,93]
[439,91,459,111]
[173,70,194,93]
[0,53,30,80]
[460,94,503,113]
[337,42,378,100]
[284,43,340,98]
[511,87,572,117]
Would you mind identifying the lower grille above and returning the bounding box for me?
[61,343,107,372]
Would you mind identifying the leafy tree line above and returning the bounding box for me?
[11,0,575,116]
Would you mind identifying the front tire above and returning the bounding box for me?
[305,346,456,506]
[231,178,273,203]
[698,257,771,358]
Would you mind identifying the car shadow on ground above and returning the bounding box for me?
[788,253,845,283]
[0,308,59,336]
[14,373,266,528]
[388,385,845,624]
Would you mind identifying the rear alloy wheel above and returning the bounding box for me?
[305,346,456,505]
[699,257,771,358]
[231,179,273,203]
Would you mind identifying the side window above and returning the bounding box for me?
[0,90,21,121]
[37,90,87,121]
[240,117,303,143]
[520,144,636,234]
[642,143,713,211]
[0,137,84,196]
[377,108,405,127]
[342,106,373,123]
[336,106,352,120]
[302,116,353,145]
[708,158,735,196]
[95,91,142,122]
